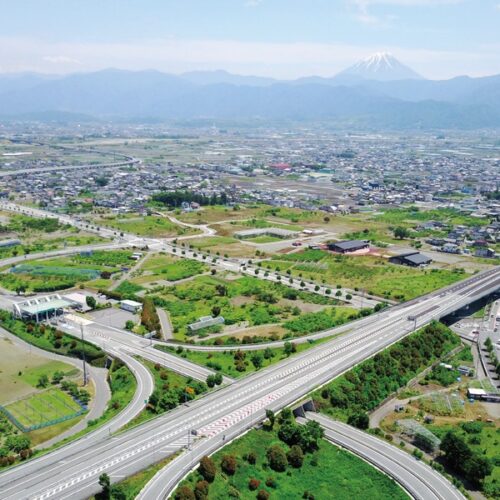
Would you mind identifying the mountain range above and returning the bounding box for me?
[0,53,499,129]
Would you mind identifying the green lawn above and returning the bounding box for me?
[132,255,207,285]
[5,389,82,429]
[19,361,77,388]
[125,359,209,429]
[176,427,407,500]
[157,337,332,378]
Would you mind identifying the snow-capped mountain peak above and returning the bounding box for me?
[337,52,424,81]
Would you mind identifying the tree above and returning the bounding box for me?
[214,373,223,385]
[51,371,64,384]
[175,485,196,500]
[266,445,288,472]
[211,306,221,317]
[287,445,304,468]
[141,297,161,334]
[251,352,264,369]
[194,480,209,500]
[37,374,49,388]
[206,374,216,388]
[5,435,31,453]
[347,412,369,430]
[98,473,111,499]
[86,296,97,309]
[393,226,410,239]
[199,456,216,482]
[221,454,237,475]
[266,409,276,429]
[125,320,135,330]
[284,342,296,356]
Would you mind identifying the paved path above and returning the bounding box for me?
[303,412,465,500]
[156,307,173,340]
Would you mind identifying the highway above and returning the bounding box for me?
[300,412,464,500]
[58,315,235,384]
[0,266,497,500]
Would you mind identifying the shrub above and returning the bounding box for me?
[247,451,257,464]
[287,445,304,468]
[257,490,270,500]
[199,456,216,482]
[221,454,237,475]
[248,478,261,491]
[175,485,195,500]
[265,477,277,488]
[266,445,287,472]
[194,480,209,500]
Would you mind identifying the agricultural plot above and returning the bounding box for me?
[130,254,207,286]
[3,388,84,431]
[0,212,106,257]
[150,274,357,342]
[0,250,133,292]
[269,249,466,301]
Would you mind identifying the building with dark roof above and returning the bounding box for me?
[327,240,369,253]
[389,252,432,267]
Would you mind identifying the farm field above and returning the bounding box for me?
[130,254,207,286]
[0,335,79,404]
[4,389,83,430]
[97,213,198,238]
[175,425,407,500]
[0,211,106,258]
[0,250,133,292]
[148,274,358,342]
[183,236,255,258]
[269,249,466,301]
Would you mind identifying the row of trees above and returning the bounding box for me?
[317,322,460,419]
[483,337,500,378]
[152,190,229,208]
[141,297,161,336]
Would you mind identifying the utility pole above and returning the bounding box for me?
[80,324,88,386]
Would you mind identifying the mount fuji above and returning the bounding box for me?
[336,52,424,81]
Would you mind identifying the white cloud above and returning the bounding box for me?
[348,0,464,24]
[0,36,497,80]
[43,55,81,65]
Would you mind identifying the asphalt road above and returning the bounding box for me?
[1,267,496,500]
[301,412,464,500]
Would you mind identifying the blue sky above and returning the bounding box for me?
[1,0,499,78]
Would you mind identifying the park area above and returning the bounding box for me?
[149,274,359,342]
[268,249,466,301]
[3,388,84,432]
[0,249,134,293]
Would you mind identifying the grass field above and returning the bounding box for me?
[176,426,407,500]
[100,214,198,238]
[130,254,207,286]
[270,250,466,301]
[4,388,82,430]
[0,336,79,404]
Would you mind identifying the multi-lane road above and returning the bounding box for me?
[0,266,497,500]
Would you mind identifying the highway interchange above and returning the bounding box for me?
[0,201,498,499]
[0,263,498,499]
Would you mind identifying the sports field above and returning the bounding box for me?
[4,388,83,430]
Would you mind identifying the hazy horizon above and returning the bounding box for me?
[1,0,499,80]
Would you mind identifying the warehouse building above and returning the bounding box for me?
[327,240,369,253]
[389,252,432,267]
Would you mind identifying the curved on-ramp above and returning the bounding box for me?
[302,412,465,500]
